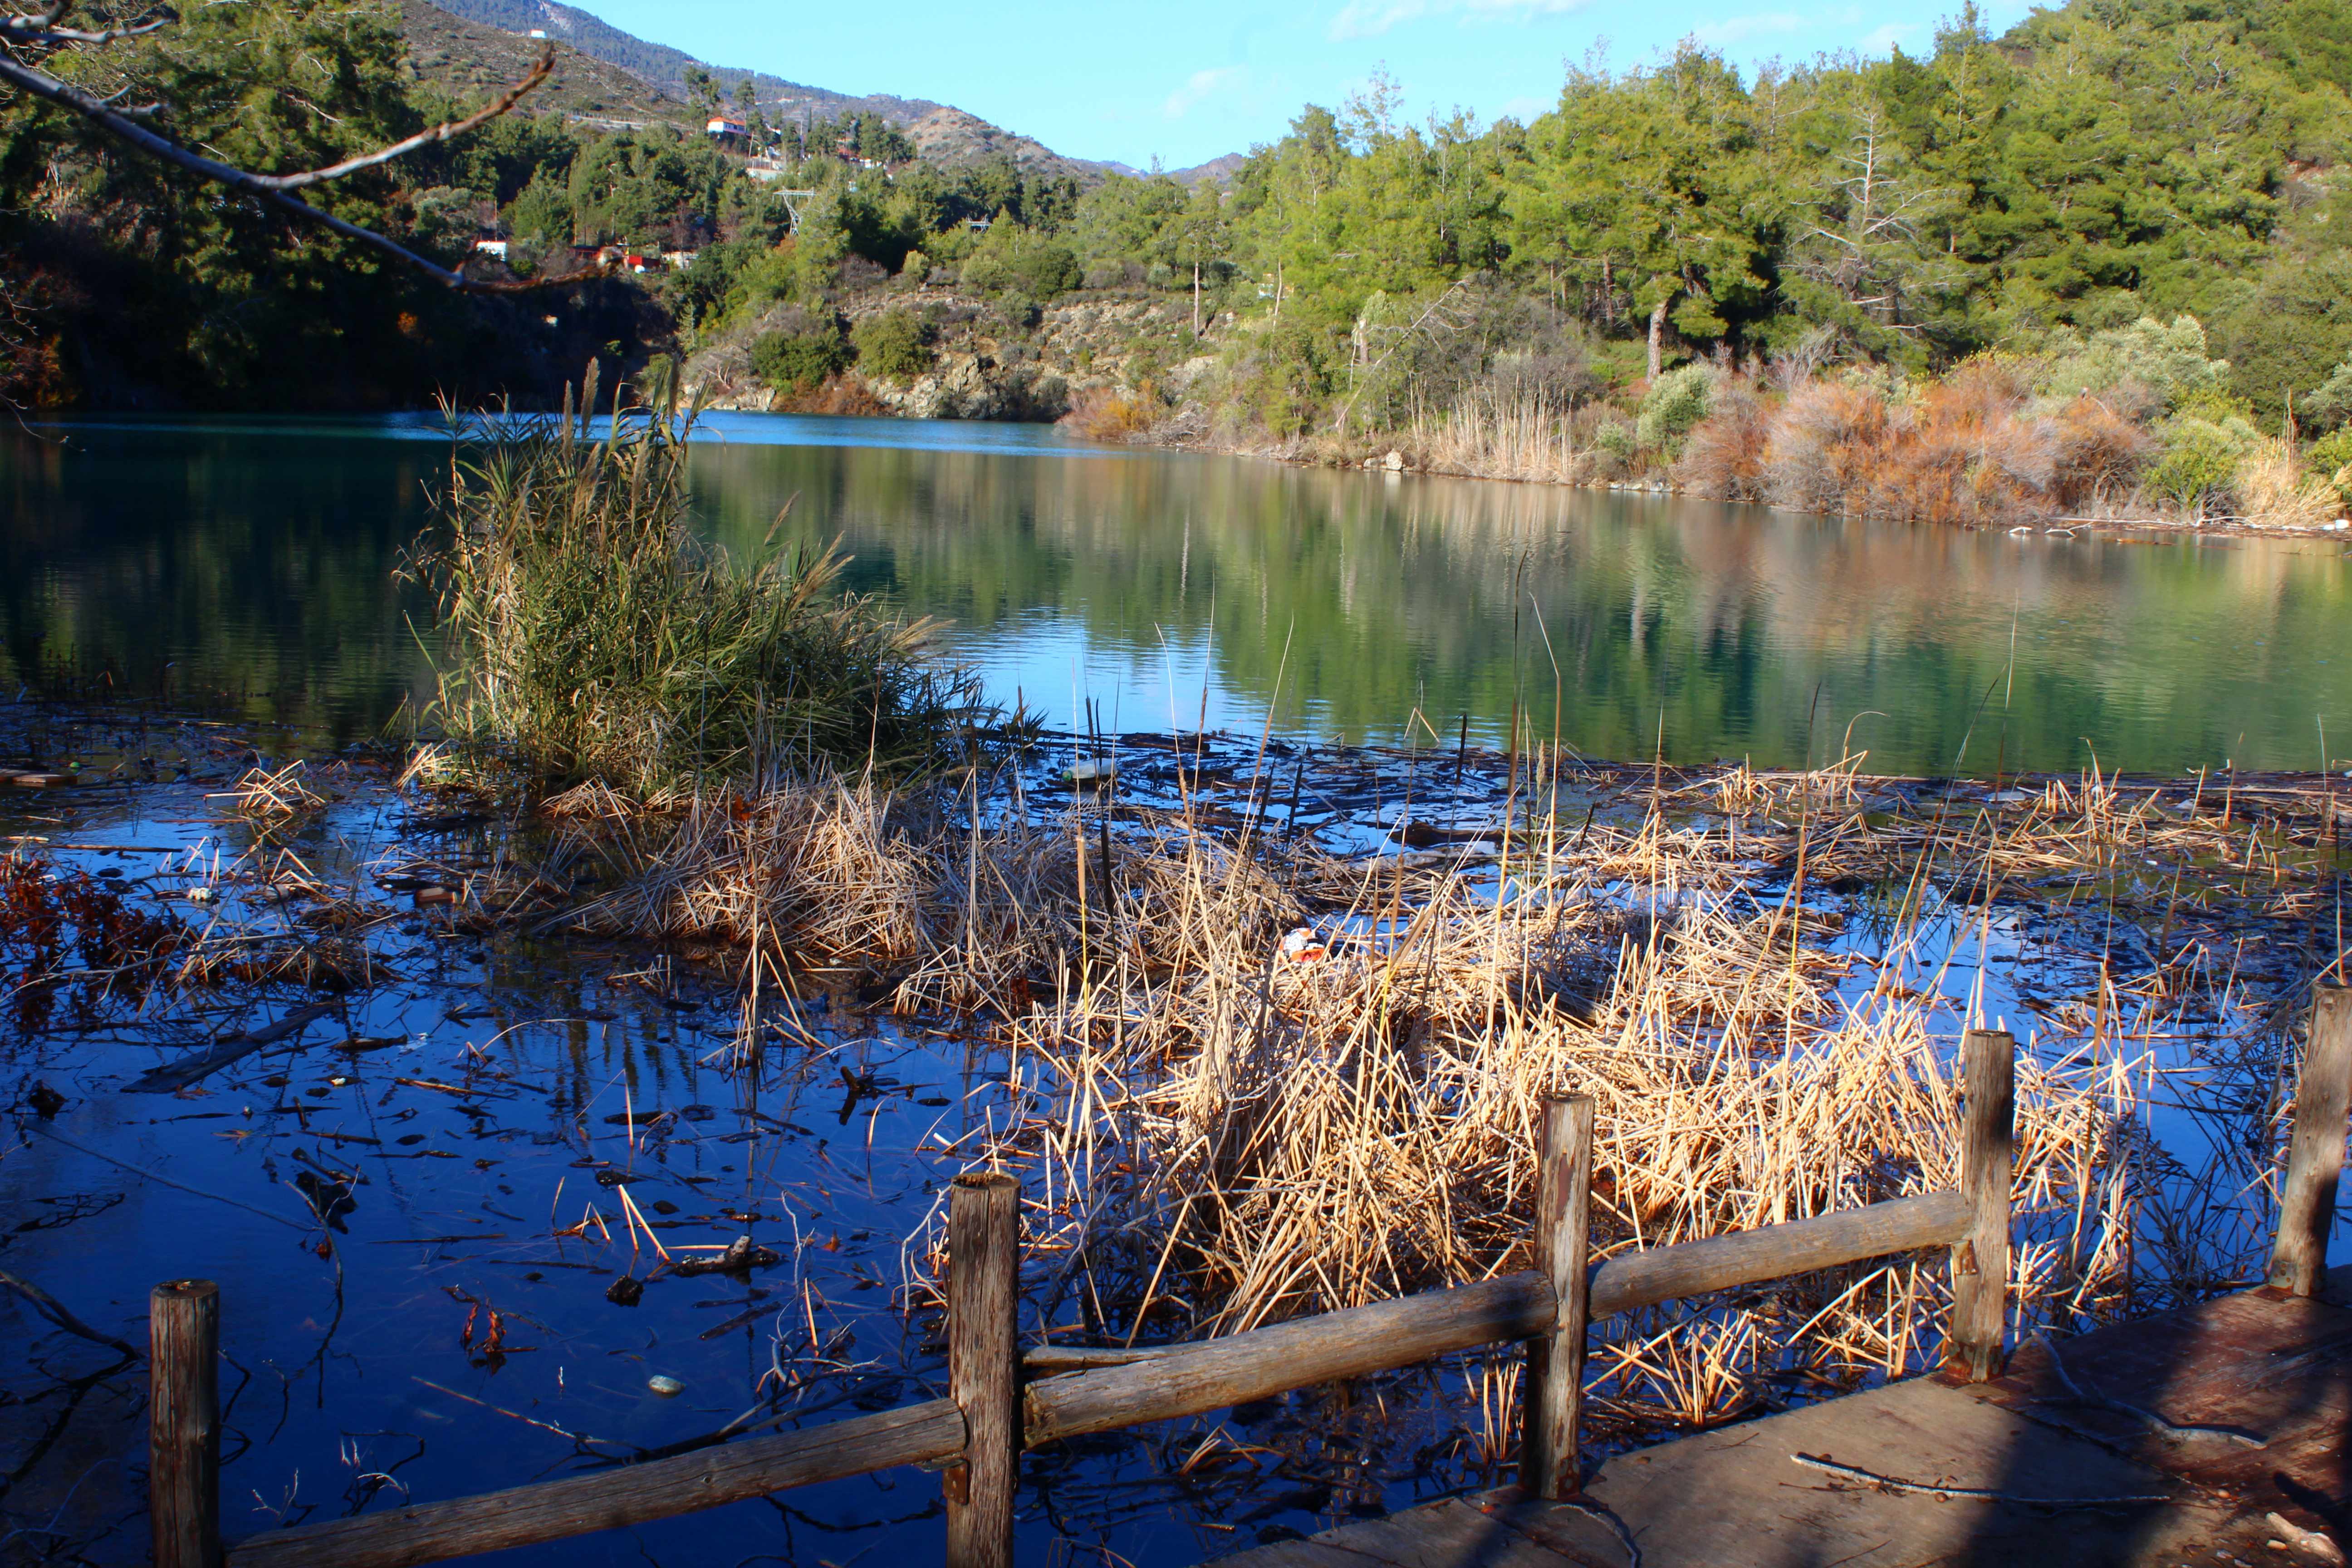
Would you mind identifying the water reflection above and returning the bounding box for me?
[5,413,2347,773]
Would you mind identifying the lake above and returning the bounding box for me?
[4,411,2347,1568]
[5,410,2351,772]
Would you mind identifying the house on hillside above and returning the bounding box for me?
[706,117,749,145]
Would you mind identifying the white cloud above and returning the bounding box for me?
[1691,11,1805,47]
[1328,0,1592,44]
[1858,19,1924,52]
[1164,65,1249,119]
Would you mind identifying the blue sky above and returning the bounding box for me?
[573,0,2043,169]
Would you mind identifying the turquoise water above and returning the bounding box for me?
[6,412,2349,773]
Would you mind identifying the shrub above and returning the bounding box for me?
[1590,416,1638,466]
[1060,384,1157,442]
[2037,315,2231,413]
[750,320,848,392]
[1231,318,1336,438]
[960,230,1081,300]
[1762,381,1891,514]
[851,309,934,384]
[1867,361,2056,527]
[769,376,889,417]
[418,363,989,792]
[1635,363,1715,455]
[2049,396,2154,512]
[2306,429,2352,508]
[1676,380,1768,501]
[2304,358,2352,434]
[2146,413,2256,510]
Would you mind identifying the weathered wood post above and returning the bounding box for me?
[2269,984,2352,1296]
[1522,1093,1593,1499]
[150,1279,221,1568]
[1948,1029,2014,1382]
[946,1172,1021,1568]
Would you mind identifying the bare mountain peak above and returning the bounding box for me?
[412,0,1236,184]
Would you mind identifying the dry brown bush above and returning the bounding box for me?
[1675,380,1769,500]
[1867,362,2056,527]
[771,375,891,417]
[2049,396,2155,513]
[1060,385,1158,443]
[1761,381,1893,514]
[1746,364,2144,526]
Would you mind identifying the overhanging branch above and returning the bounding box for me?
[0,20,598,293]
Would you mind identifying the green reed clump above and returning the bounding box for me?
[419,363,990,793]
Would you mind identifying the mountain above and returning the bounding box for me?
[905,107,1113,184]
[1167,153,1246,186]
[404,0,1241,185]
[400,0,690,125]
[420,0,942,126]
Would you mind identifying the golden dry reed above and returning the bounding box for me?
[536,746,2342,1436]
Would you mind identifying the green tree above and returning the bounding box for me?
[852,307,932,382]
[751,316,849,390]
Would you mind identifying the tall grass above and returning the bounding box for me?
[416,364,990,793]
[2234,437,2341,529]
[1405,387,1581,482]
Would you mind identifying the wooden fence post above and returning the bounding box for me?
[2269,984,2352,1296]
[1948,1029,2014,1382]
[1521,1093,1593,1500]
[151,1279,220,1568]
[946,1172,1021,1568]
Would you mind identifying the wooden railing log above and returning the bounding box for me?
[224,1400,967,1568]
[2270,984,2352,1296]
[1588,1189,1968,1321]
[1024,1272,1555,1449]
[1025,1189,1969,1447]
[1948,1029,2015,1381]
[946,1172,1021,1568]
[1521,1094,1593,1500]
[151,1279,221,1568]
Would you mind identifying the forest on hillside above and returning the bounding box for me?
[5,0,2352,519]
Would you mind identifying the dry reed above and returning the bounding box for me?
[2235,438,2341,529]
[221,761,328,821]
[518,744,2340,1435]
[1405,387,1583,483]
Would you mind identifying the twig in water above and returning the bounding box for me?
[409,1377,633,1458]
[25,1125,307,1229]
[1791,1453,2171,1506]
[0,1269,141,1358]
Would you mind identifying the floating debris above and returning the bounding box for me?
[672,1235,782,1277]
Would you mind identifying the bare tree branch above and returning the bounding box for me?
[0,15,602,292]
[4,15,171,45]
[237,51,555,191]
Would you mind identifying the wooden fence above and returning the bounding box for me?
[145,985,2352,1568]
